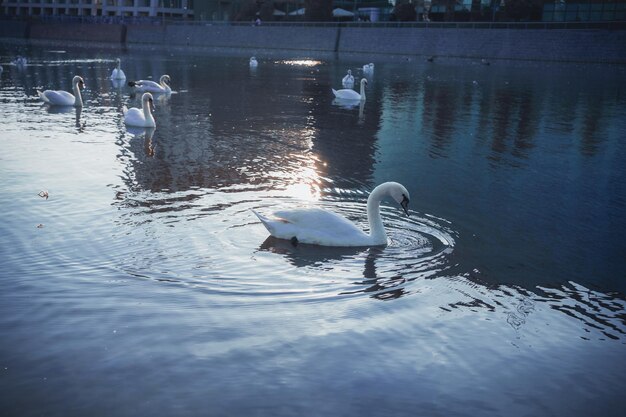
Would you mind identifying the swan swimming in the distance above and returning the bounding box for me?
[363,63,374,73]
[38,75,85,107]
[123,92,156,128]
[333,78,367,101]
[342,69,354,88]
[254,182,410,247]
[249,57,258,68]
[110,58,126,80]
[128,74,171,94]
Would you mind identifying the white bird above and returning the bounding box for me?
[254,182,410,247]
[110,58,126,80]
[13,56,27,67]
[127,74,171,94]
[332,77,367,101]
[249,57,258,68]
[342,69,354,88]
[38,75,85,107]
[123,92,156,128]
[363,63,374,73]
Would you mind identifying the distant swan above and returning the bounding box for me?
[38,75,84,107]
[250,57,258,68]
[332,78,367,101]
[128,74,171,94]
[110,58,126,80]
[123,92,155,128]
[342,69,354,88]
[253,182,410,247]
[13,56,27,67]
[363,63,374,73]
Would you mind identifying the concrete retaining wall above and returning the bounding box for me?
[160,25,339,52]
[338,27,626,63]
[0,20,28,38]
[2,20,625,64]
[29,23,125,43]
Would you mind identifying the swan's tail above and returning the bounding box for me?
[122,105,128,116]
[37,90,49,103]
[252,210,275,235]
[332,89,338,97]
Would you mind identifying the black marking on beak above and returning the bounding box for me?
[400,194,410,217]
[149,98,155,112]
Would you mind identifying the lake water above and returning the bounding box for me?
[1,40,625,417]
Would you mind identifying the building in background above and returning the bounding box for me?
[1,0,194,19]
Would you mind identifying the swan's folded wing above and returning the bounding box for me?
[40,90,74,105]
[273,208,361,234]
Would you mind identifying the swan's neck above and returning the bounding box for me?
[117,61,121,70]
[360,82,366,101]
[73,82,83,107]
[143,100,155,127]
[366,185,388,245]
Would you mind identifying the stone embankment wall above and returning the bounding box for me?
[2,20,626,64]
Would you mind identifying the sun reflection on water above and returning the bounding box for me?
[278,59,322,67]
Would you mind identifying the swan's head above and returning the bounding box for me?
[160,75,171,85]
[116,58,121,65]
[142,92,155,112]
[347,69,352,75]
[72,76,85,89]
[388,182,410,217]
[361,78,368,87]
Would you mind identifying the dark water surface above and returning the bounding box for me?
[1,41,625,417]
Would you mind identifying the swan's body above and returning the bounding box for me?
[110,58,126,80]
[342,69,354,88]
[254,182,410,247]
[249,57,258,68]
[38,75,84,107]
[123,92,155,128]
[332,78,367,101]
[363,63,374,73]
[128,75,171,94]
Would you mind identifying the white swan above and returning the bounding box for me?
[332,78,367,101]
[123,92,155,128]
[363,63,374,73]
[38,75,85,107]
[342,69,354,88]
[110,58,126,80]
[249,57,258,68]
[13,56,27,67]
[127,74,171,94]
[254,182,410,247]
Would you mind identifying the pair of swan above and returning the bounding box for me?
[254,182,410,247]
[13,56,27,67]
[128,74,171,94]
[333,78,367,101]
[38,75,85,107]
[363,63,374,73]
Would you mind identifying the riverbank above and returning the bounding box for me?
[2,19,625,64]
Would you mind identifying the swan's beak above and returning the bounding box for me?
[400,195,410,217]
